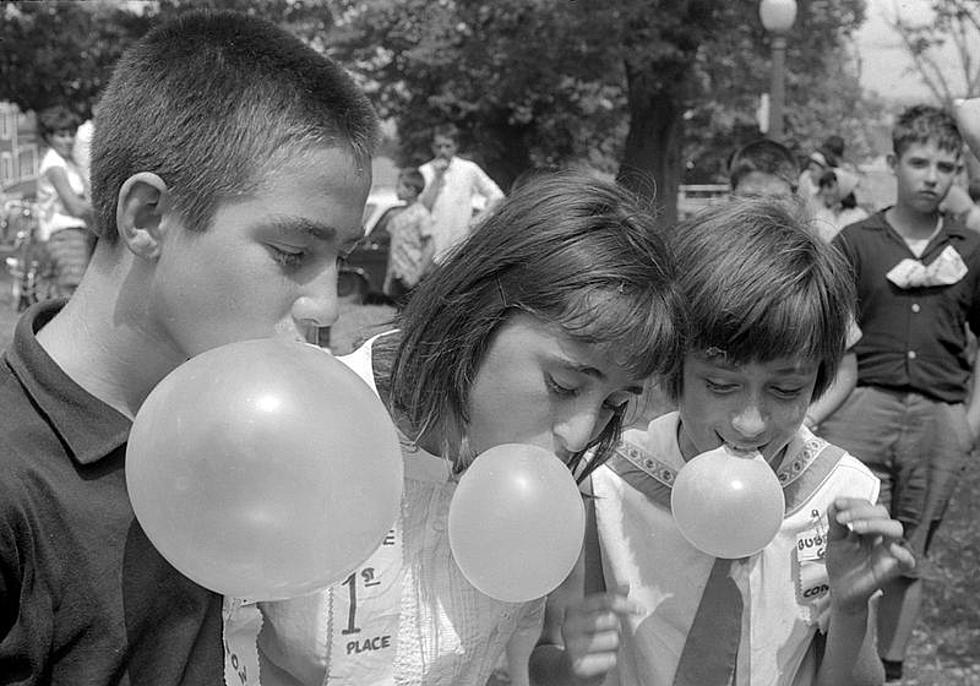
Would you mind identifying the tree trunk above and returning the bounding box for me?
[474,118,533,194]
[616,60,687,228]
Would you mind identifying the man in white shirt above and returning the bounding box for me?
[420,123,504,263]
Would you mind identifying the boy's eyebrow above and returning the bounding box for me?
[265,215,340,242]
[554,357,644,395]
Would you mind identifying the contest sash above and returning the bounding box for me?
[222,522,404,686]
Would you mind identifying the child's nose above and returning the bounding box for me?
[291,277,340,332]
[731,403,767,439]
[554,411,598,456]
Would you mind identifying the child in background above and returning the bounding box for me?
[384,166,435,306]
[728,138,799,199]
[726,138,860,443]
[228,171,684,686]
[812,167,869,243]
[0,12,379,682]
[35,104,94,298]
[819,104,980,682]
[545,198,914,686]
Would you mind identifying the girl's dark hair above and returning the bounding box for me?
[37,105,81,142]
[663,197,855,402]
[375,170,683,479]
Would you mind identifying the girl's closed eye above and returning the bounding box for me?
[771,385,805,399]
[705,379,738,394]
[546,375,580,398]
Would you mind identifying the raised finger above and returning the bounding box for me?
[573,590,643,617]
[570,651,618,679]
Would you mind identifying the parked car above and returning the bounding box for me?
[339,188,404,305]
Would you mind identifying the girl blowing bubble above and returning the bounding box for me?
[224,170,684,685]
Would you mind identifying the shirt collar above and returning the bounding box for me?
[4,300,130,465]
[871,206,970,240]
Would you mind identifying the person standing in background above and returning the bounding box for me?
[819,104,979,683]
[36,104,94,298]
[420,123,504,264]
[812,167,869,243]
[72,99,100,194]
[384,166,434,308]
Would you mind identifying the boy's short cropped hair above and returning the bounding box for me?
[664,197,855,402]
[821,134,846,160]
[37,105,81,142]
[432,122,460,143]
[91,10,379,242]
[398,167,426,196]
[892,104,962,157]
[728,139,799,194]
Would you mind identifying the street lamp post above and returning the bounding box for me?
[759,0,797,141]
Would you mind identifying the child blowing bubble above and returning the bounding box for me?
[542,198,915,686]
[0,10,379,683]
[224,170,685,686]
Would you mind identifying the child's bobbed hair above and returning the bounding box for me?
[376,170,684,477]
[663,197,855,402]
[37,105,81,143]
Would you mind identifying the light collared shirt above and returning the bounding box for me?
[420,156,504,262]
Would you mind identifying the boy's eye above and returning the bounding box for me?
[771,386,804,399]
[269,245,306,268]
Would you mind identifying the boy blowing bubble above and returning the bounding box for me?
[0,11,378,682]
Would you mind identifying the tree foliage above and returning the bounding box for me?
[330,0,871,221]
[2,0,876,221]
[889,0,980,107]
[0,0,333,119]
[0,2,152,118]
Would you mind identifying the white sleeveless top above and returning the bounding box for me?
[36,148,87,241]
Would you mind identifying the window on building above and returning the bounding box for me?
[0,109,11,141]
[1,153,13,184]
[18,146,37,180]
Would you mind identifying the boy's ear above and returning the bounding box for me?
[116,172,172,260]
[886,153,898,173]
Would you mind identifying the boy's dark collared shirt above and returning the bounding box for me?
[0,301,223,684]
[834,209,980,403]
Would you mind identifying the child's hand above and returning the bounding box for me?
[824,497,916,614]
[559,586,641,680]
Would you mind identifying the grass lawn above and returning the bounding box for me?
[1,282,977,684]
